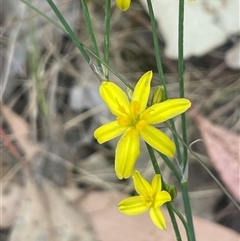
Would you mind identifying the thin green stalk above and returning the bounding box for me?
[21,0,133,91]
[178,0,188,171]
[181,113,188,171]
[145,0,166,91]
[20,0,67,33]
[85,47,134,90]
[147,0,195,239]
[178,1,195,240]
[46,0,90,63]
[168,120,182,166]
[158,152,182,182]
[145,143,161,174]
[166,203,182,241]
[178,0,185,99]
[145,142,181,183]
[193,152,240,210]
[166,121,240,210]
[146,0,182,166]
[81,0,102,68]
[145,143,182,241]
[171,203,191,240]
[181,182,196,241]
[104,0,111,78]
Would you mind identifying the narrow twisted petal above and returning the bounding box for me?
[149,207,167,230]
[132,170,152,196]
[151,174,162,195]
[132,71,152,113]
[100,81,130,116]
[154,191,172,208]
[146,99,191,124]
[116,0,131,11]
[140,125,175,157]
[94,121,126,144]
[115,128,140,179]
[118,196,148,215]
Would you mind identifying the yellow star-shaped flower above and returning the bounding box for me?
[94,71,191,179]
[118,170,172,230]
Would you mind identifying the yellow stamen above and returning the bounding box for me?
[130,101,140,120]
[117,116,130,126]
[136,120,148,131]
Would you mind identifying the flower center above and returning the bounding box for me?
[117,101,148,131]
[141,191,154,207]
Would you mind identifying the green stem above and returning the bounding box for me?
[20,0,67,33]
[145,143,161,174]
[166,121,240,210]
[145,142,181,184]
[81,0,102,68]
[169,121,183,166]
[178,0,185,99]
[171,204,191,240]
[146,0,182,166]
[147,1,195,239]
[166,203,182,241]
[145,143,182,241]
[145,0,166,90]
[178,0,188,171]
[178,1,195,239]
[87,47,134,89]
[158,152,181,182]
[22,0,133,92]
[104,0,111,78]
[181,182,196,241]
[46,0,90,63]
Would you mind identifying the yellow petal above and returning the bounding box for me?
[100,81,130,116]
[94,121,126,144]
[149,207,167,230]
[115,128,140,179]
[140,125,175,157]
[132,170,152,196]
[151,174,162,195]
[154,191,172,208]
[116,0,131,11]
[146,99,191,124]
[118,196,148,215]
[132,71,152,113]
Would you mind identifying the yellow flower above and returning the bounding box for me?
[116,0,131,11]
[94,71,191,179]
[118,170,171,230]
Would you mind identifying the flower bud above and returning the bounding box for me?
[151,86,165,105]
[167,185,178,200]
[116,0,131,11]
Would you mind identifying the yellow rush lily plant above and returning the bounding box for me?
[31,0,240,240]
[118,170,172,230]
[94,71,191,179]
